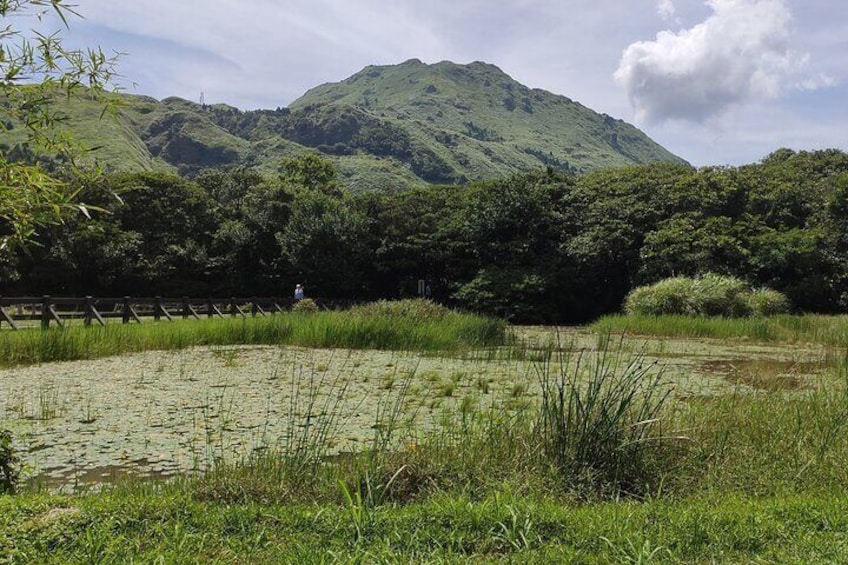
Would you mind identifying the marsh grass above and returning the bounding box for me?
[678,358,848,495]
[0,304,506,367]
[534,337,680,498]
[592,313,848,346]
[7,327,848,561]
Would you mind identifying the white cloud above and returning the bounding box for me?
[657,0,678,22]
[615,0,828,124]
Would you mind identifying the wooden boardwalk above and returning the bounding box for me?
[0,296,294,330]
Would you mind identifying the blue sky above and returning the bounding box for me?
[46,0,848,167]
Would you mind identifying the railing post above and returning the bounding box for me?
[230,297,237,317]
[251,296,258,317]
[182,296,189,319]
[154,296,162,322]
[41,295,51,329]
[84,296,93,326]
[207,297,214,318]
[122,296,131,324]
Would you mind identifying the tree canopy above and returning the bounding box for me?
[4,149,848,322]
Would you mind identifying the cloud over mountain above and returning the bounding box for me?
[615,0,831,124]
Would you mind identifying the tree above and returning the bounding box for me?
[446,171,577,322]
[0,1,118,252]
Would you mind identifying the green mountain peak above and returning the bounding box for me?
[1,59,686,190]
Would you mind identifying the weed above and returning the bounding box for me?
[510,383,527,398]
[475,376,490,394]
[491,503,539,551]
[601,537,673,564]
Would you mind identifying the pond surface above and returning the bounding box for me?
[0,328,831,491]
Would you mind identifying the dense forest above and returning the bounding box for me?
[2,148,847,323]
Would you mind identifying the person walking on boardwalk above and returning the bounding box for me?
[294,284,304,301]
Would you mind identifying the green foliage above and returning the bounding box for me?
[592,313,848,346]
[5,148,848,323]
[346,298,452,320]
[624,274,791,317]
[0,1,119,250]
[745,287,792,317]
[0,429,20,494]
[291,297,318,313]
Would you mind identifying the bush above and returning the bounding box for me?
[624,274,790,317]
[346,299,453,321]
[745,288,791,316]
[292,298,319,313]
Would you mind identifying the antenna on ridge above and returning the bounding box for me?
[200,91,205,105]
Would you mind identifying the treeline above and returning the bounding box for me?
[2,148,847,323]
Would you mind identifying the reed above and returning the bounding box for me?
[533,338,678,498]
[0,301,506,367]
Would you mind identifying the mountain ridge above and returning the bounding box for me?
[2,59,687,189]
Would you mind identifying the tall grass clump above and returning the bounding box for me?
[0,299,506,367]
[593,314,848,346]
[624,273,790,317]
[534,338,679,498]
[191,356,356,504]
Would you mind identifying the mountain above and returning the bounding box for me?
[2,59,687,190]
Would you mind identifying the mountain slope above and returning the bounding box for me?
[289,59,685,181]
[1,60,686,189]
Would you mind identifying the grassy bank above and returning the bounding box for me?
[4,489,848,563]
[4,324,848,561]
[591,313,848,346]
[0,300,506,367]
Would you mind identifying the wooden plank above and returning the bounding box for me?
[0,306,18,330]
[90,305,106,327]
[48,305,64,328]
[187,304,201,320]
[129,305,142,324]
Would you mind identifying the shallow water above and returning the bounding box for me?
[0,327,832,492]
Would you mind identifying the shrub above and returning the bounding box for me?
[624,274,790,317]
[346,299,453,321]
[292,298,319,313]
[745,288,791,316]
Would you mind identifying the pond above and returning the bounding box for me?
[0,328,830,491]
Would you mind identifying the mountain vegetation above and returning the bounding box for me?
[3,148,847,323]
[1,59,685,191]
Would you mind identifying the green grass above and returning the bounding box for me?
[0,305,506,367]
[592,313,848,346]
[4,323,848,561]
[3,488,848,563]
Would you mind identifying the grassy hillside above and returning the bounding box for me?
[291,59,685,179]
[0,60,687,190]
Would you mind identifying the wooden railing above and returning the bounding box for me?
[0,295,296,330]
